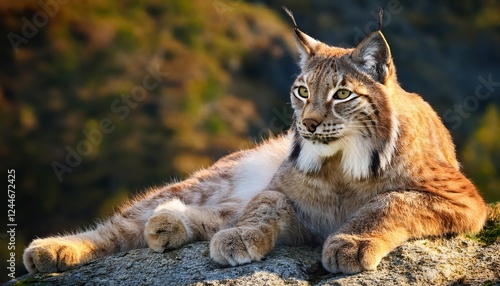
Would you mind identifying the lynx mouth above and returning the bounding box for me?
[300,133,341,144]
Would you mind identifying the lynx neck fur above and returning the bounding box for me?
[23,9,487,275]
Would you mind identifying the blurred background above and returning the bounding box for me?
[1,0,499,280]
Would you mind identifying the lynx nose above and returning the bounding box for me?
[302,118,322,133]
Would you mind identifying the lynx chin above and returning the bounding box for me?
[24,9,487,275]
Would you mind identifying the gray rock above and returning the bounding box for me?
[6,236,499,286]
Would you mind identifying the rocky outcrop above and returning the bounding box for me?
[6,237,499,286]
[8,204,500,285]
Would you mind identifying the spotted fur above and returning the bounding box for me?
[24,12,487,275]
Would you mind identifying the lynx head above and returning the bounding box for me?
[285,9,400,179]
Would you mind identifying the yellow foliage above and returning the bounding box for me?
[461,104,500,202]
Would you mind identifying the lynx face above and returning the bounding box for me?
[291,59,392,142]
[289,29,399,178]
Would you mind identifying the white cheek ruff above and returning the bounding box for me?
[379,114,399,172]
[296,140,342,173]
[339,135,373,180]
[295,133,376,180]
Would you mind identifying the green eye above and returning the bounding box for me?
[334,89,352,100]
[297,86,309,98]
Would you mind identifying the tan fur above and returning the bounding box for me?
[24,15,487,275]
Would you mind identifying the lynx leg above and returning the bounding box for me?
[23,213,148,273]
[145,199,238,252]
[322,188,487,274]
[23,184,183,273]
[210,191,302,266]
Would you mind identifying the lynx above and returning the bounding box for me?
[24,10,487,275]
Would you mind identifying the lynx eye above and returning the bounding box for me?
[297,86,309,98]
[334,89,352,100]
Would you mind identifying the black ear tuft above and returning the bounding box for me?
[282,7,322,69]
[351,31,392,84]
[378,7,384,31]
[282,6,298,28]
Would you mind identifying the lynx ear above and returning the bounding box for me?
[283,7,322,69]
[351,31,392,84]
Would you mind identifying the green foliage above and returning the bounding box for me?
[461,105,500,202]
[11,277,47,285]
[468,203,500,245]
[475,220,500,246]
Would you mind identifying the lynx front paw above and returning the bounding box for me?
[23,238,81,273]
[322,234,385,274]
[145,211,190,252]
[209,227,274,266]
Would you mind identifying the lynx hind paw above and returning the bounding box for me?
[210,227,273,266]
[322,234,385,274]
[23,238,81,273]
[145,210,190,252]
